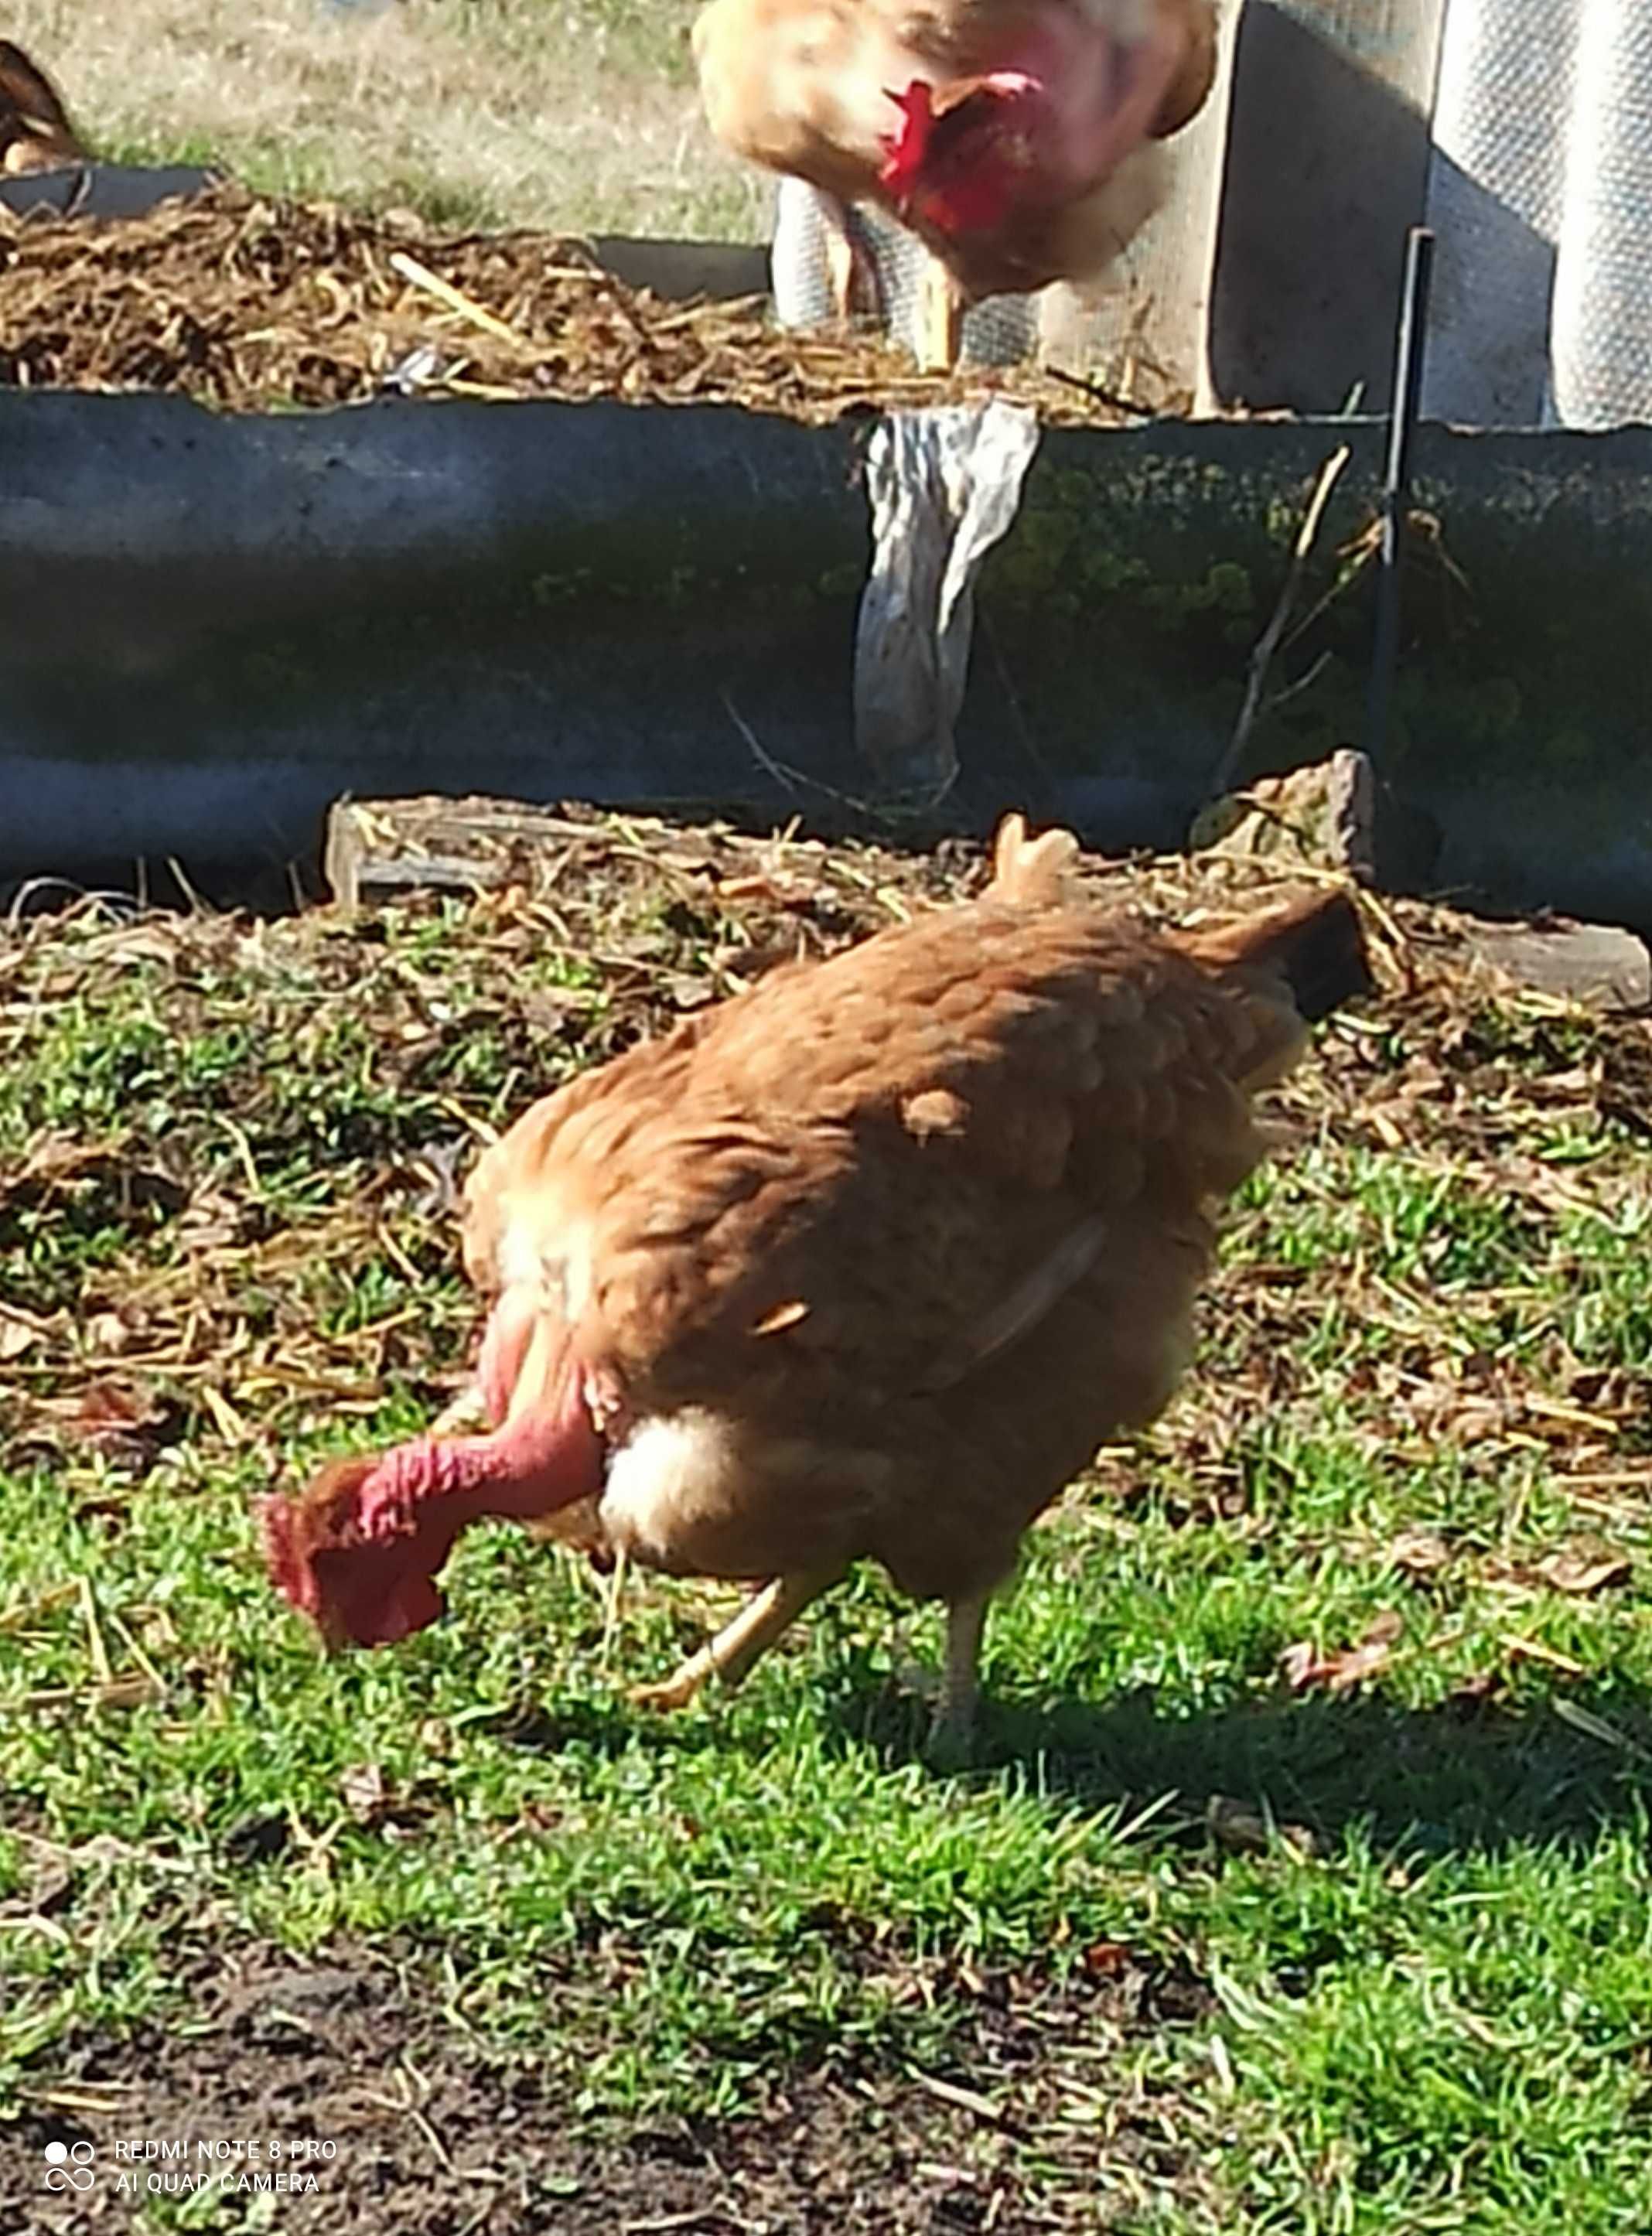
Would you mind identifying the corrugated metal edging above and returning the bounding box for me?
[773,0,1652,430]
[2,392,1650,929]
[1426,0,1652,428]
[1191,0,1651,424]
[0,164,217,223]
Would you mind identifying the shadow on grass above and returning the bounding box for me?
[495,1651,1652,1862]
[821,1661,1652,1859]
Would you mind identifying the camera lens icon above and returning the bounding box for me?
[43,2140,96,2191]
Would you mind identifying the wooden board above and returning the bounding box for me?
[324,797,600,910]
[1060,0,1248,414]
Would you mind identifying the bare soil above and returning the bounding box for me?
[6,1938,1217,2234]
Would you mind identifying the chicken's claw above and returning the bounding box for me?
[630,1564,847,1713]
[630,1654,718,1715]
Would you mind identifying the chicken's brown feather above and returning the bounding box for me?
[462,871,1367,1604]
[0,39,84,174]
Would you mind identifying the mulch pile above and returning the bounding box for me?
[0,179,1137,422]
[3,805,1650,1539]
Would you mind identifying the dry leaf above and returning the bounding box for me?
[339,1761,431,1842]
[715,872,823,908]
[1535,1546,1631,1597]
[1280,1610,1403,1695]
[0,1318,40,1362]
[1389,1528,1451,1579]
[1445,1672,1501,1718]
[74,1384,148,1433]
[340,1763,391,1826]
[85,1309,143,1356]
[1080,1939,1132,1976]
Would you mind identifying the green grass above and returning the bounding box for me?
[3,0,768,240]
[3,831,1652,2231]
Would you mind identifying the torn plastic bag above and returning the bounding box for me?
[852,399,1040,804]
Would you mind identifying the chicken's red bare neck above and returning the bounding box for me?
[355,1419,582,1537]
[261,1353,607,1650]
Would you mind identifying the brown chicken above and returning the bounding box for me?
[262,818,1368,1753]
[0,42,85,176]
[692,0,1218,367]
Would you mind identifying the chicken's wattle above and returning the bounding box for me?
[879,76,1041,234]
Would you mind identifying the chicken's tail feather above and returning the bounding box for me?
[1178,886,1372,1023]
[988,813,1080,908]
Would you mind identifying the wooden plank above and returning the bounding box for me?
[324,797,597,908]
[1207,0,1449,412]
[1038,0,1247,412]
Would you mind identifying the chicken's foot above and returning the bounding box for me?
[630,1562,847,1712]
[927,1589,991,1763]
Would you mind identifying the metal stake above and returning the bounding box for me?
[1364,225,1435,773]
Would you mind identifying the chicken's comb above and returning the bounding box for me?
[878,80,935,196]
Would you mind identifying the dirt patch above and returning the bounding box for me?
[5,1941,1218,2234]
[0,181,1133,424]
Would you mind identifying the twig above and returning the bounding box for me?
[166,855,209,914]
[909,2070,1009,2125]
[1205,444,1350,803]
[1043,364,1152,420]
[24,2084,138,2113]
[78,1575,111,1686]
[1265,650,1333,712]
[1364,225,1436,772]
[599,1544,630,1673]
[25,1675,162,1712]
[722,693,881,820]
[388,251,536,351]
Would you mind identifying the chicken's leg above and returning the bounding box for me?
[598,1544,630,1671]
[916,248,964,374]
[631,1562,847,1712]
[927,1589,991,1761]
[817,192,882,327]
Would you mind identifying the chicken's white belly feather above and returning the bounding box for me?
[599,1411,752,1567]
